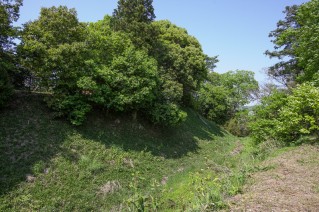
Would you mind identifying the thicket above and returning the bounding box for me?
[250,0,319,145]
[195,70,258,125]
[250,83,319,144]
[17,1,211,125]
[0,0,22,107]
[10,0,259,127]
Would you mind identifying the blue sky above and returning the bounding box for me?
[16,0,309,84]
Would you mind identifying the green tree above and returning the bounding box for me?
[265,0,319,86]
[277,83,319,142]
[152,20,209,105]
[250,83,319,144]
[110,0,214,125]
[0,0,22,107]
[293,0,319,83]
[249,89,289,143]
[111,0,156,51]
[19,6,91,124]
[198,81,231,124]
[265,5,300,87]
[197,70,258,124]
[221,70,259,113]
[19,6,88,89]
[0,0,22,49]
[112,0,155,27]
[86,16,158,112]
[88,16,186,126]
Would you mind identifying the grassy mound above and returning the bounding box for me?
[0,92,256,211]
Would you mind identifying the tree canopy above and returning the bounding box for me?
[0,0,22,107]
[251,0,319,145]
[111,0,156,51]
[153,20,208,105]
[18,2,215,126]
[265,0,319,86]
[197,70,258,124]
[15,0,263,128]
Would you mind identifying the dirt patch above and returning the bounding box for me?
[228,145,319,211]
[98,181,121,195]
[230,140,244,156]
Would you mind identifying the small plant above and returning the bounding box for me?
[188,172,226,211]
[125,172,162,211]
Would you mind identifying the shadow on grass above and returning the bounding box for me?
[0,92,226,197]
[78,107,226,159]
[0,93,71,197]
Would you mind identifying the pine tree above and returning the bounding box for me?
[111,0,156,51]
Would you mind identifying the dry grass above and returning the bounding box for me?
[228,145,319,211]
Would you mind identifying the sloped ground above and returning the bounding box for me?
[228,145,319,211]
[1,92,240,211]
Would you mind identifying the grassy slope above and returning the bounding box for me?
[0,93,256,211]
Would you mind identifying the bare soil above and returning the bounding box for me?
[228,145,319,212]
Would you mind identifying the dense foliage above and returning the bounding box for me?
[250,84,319,144]
[225,109,251,137]
[265,0,319,87]
[249,89,289,143]
[294,0,319,83]
[153,20,208,105]
[111,0,157,53]
[251,0,319,145]
[19,6,91,124]
[18,1,215,126]
[0,67,13,107]
[0,0,22,107]
[278,83,319,142]
[197,70,258,124]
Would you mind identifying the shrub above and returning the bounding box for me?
[149,103,187,126]
[249,89,288,143]
[225,110,250,137]
[276,83,319,142]
[0,69,13,108]
[250,83,319,144]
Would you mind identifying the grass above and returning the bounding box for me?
[0,92,258,211]
[314,184,319,194]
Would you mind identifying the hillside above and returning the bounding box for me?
[0,92,254,211]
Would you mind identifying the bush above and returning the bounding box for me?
[0,69,13,108]
[225,110,250,137]
[276,83,319,142]
[149,103,187,126]
[249,89,288,144]
[197,84,231,125]
[46,94,91,126]
[250,83,319,144]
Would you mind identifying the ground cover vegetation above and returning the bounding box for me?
[1,0,319,210]
[0,93,258,211]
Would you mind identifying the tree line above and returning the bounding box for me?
[251,0,319,144]
[3,0,318,143]
[0,0,258,127]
